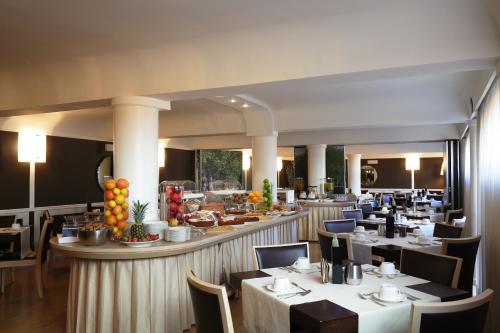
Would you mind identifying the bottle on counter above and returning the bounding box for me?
[386,210,395,239]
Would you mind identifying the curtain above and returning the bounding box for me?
[476,78,500,332]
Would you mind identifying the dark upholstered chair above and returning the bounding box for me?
[400,249,462,288]
[445,209,464,223]
[317,229,353,263]
[433,222,463,238]
[441,236,481,295]
[342,209,363,221]
[357,203,373,217]
[253,243,309,269]
[0,215,16,228]
[409,289,493,333]
[324,219,356,233]
[186,269,234,333]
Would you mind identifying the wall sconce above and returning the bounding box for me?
[18,130,46,163]
[158,147,165,168]
[405,154,420,190]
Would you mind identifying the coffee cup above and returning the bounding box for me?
[354,226,365,233]
[381,207,388,212]
[272,277,291,292]
[293,257,311,270]
[379,262,396,275]
[401,216,407,222]
[417,235,431,244]
[356,233,366,241]
[11,223,21,230]
[379,283,401,301]
[421,218,431,225]
[369,214,376,220]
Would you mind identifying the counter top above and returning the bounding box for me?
[50,212,307,260]
[298,200,356,207]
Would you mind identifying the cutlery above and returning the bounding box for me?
[279,290,311,299]
[402,292,420,301]
[357,292,386,306]
[291,281,309,292]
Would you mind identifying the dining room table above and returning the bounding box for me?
[0,226,31,259]
[357,218,436,237]
[240,263,468,333]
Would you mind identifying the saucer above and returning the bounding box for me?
[265,284,299,293]
[372,292,406,303]
[374,268,401,276]
[408,240,432,246]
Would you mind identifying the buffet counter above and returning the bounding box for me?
[51,212,306,333]
[297,200,356,241]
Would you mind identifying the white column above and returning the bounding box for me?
[347,154,362,196]
[251,135,277,201]
[112,96,170,221]
[307,144,326,188]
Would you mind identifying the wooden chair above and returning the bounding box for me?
[433,222,463,238]
[409,289,493,333]
[317,229,353,263]
[400,248,462,288]
[441,236,481,295]
[253,242,309,270]
[0,218,52,298]
[445,209,464,223]
[186,269,234,333]
[324,219,356,233]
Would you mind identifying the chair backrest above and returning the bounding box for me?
[341,209,363,221]
[409,289,493,333]
[357,203,373,214]
[445,209,464,223]
[382,194,393,204]
[317,229,353,262]
[441,236,481,294]
[0,215,16,228]
[400,249,462,288]
[433,222,463,238]
[253,242,309,269]
[38,218,54,265]
[324,219,356,233]
[186,269,234,333]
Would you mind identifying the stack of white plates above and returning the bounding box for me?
[144,221,168,240]
[167,226,191,242]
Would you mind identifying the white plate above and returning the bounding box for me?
[120,239,161,248]
[372,292,406,303]
[374,268,401,276]
[281,211,298,216]
[265,284,300,294]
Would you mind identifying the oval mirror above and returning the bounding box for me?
[361,165,378,187]
[96,153,113,191]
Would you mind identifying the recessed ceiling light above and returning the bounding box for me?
[242,103,249,108]
[230,98,237,103]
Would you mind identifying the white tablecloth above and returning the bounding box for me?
[242,264,440,333]
[0,226,31,258]
[351,232,441,264]
[358,219,436,237]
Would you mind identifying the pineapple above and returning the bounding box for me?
[130,200,149,240]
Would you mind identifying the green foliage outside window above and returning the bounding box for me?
[201,150,242,182]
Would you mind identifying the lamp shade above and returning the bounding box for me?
[242,152,251,171]
[276,157,283,172]
[405,154,420,171]
[18,130,46,163]
[158,147,165,168]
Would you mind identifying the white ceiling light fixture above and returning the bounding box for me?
[242,103,249,108]
[18,129,46,163]
[230,98,237,103]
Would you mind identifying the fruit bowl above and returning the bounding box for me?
[120,239,161,248]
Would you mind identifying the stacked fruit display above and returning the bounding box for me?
[262,178,273,210]
[247,191,262,204]
[104,178,129,239]
[120,201,159,243]
[167,185,185,226]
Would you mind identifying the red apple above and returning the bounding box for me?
[116,178,129,189]
[105,190,115,200]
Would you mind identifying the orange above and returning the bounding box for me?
[104,179,116,190]
[114,230,123,238]
[116,221,127,230]
[106,215,117,226]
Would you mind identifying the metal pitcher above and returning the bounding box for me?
[320,258,330,284]
[344,262,363,285]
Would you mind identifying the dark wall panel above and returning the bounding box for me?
[159,148,195,182]
[35,136,107,206]
[362,157,444,189]
[0,131,30,209]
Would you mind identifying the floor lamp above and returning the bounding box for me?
[405,154,420,191]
